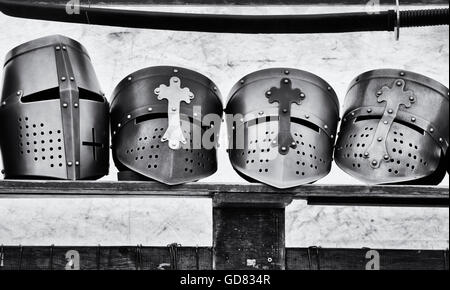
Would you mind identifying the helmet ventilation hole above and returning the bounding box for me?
[18,116,65,169]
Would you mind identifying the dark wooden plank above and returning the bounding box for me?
[1,246,447,270]
[0,246,212,270]
[286,248,450,270]
[213,207,286,270]
[31,0,450,5]
[0,180,447,207]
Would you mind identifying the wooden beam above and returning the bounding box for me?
[0,246,447,270]
[286,248,450,270]
[212,193,291,270]
[0,246,212,270]
[0,180,447,207]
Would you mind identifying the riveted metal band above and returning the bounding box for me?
[234,107,337,139]
[343,79,448,169]
[342,106,449,154]
[55,43,81,180]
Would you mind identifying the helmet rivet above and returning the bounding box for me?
[61,77,66,82]
[213,87,218,91]
[367,108,372,113]
[266,91,272,96]
[240,80,245,84]
[343,118,347,122]
[113,131,116,135]
[70,77,75,81]
[282,109,288,114]
[62,46,67,50]
[371,160,378,166]
[439,138,444,142]
[74,103,78,108]
[67,161,73,167]
[291,142,296,146]
[173,69,179,73]
[377,137,383,142]
[127,114,131,119]
[300,93,306,98]
[63,103,68,108]
[305,115,310,119]
[351,112,355,117]
[16,91,22,96]
[364,152,370,158]
[194,113,198,117]
[324,125,328,129]
[173,78,179,83]
[284,79,289,84]
[55,46,61,51]
[409,96,415,102]
[117,123,121,128]
[127,76,132,81]
[281,146,287,151]
[284,70,290,75]
[430,128,434,133]
[411,117,416,122]
[387,109,393,114]
[272,140,277,145]
[172,107,177,112]
[383,120,389,125]
[1,101,6,106]
[148,107,153,112]
[396,81,403,86]
[399,72,405,76]
[327,86,332,91]
[75,161,80,166]
[376,91,382,96]
[384,154,390,160]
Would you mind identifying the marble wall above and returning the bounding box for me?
[0,5,448,248]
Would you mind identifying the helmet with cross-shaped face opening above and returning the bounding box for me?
[226,68,340,189]
[110,66,223,185]
[335,69,449,185]
[0,35,109,180]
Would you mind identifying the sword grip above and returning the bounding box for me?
[400,8,449,28]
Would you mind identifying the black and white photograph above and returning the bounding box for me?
[0,0,448,283]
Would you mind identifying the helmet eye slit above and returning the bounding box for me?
[20,87,60,103]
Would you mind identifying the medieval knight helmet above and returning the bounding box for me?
[110,66,223,185]
[226,68,340,188]
[0,35,109,180]
[335,69,449,185]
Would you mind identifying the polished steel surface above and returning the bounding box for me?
[226,68,340,188]
[110,66,223,185]
[335,69,449,185]
[0,35,109,180]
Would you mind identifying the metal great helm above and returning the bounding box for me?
[110,66,223,185]
[0,35,109,180]
[335,69,449,185]
[226,68,340,188]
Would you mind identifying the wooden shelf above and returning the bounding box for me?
[0,180,447,207]
[0,180,448,270]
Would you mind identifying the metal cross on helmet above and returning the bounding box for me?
[110,66,223,185]
[226,68,340,189]
[335,69,449,185]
